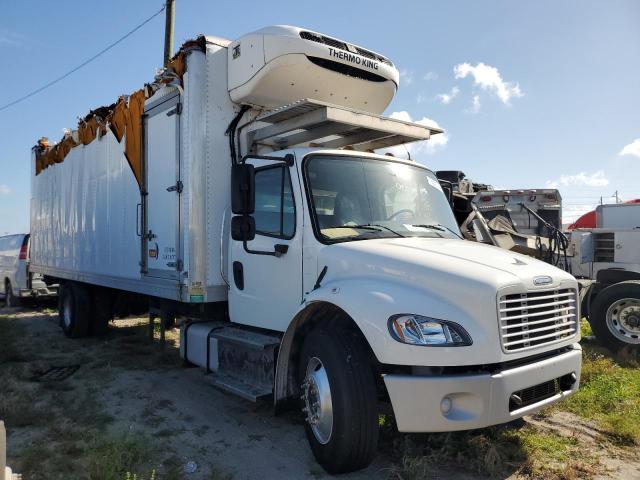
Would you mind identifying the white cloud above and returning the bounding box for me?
[437,86,460,105]
[381,111,449,158]
[454,62,523,104]
[467,95,481,114]
[0,184,10,195]
[620,139,640,158]
[423,71,438,81]
[0,29,26,48]
[400,69,414,86]
[416,93,429,104]
[546,170,609,189]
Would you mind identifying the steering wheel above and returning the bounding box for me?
[386,209,415,221]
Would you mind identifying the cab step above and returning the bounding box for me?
[180,323,281,402]
[212,327,280,402]
[209,372,273,402]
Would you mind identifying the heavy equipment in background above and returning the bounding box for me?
[436,171,568,268]
[30,25,582,473]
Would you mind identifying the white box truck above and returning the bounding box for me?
[570,203,640,352]
[30,26,582,473]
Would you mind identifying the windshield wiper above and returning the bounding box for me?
[411,224,463,239]
[337,224,405,238]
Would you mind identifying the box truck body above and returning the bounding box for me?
[30,25,582,473]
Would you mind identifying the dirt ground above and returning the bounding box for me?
[1,304,639,480]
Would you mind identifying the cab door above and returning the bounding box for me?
[228,157,304,332]
[142,93,181,279]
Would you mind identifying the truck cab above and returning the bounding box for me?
[225,146,582,471]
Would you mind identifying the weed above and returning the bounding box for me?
[564,344,640,444]
[386,425,585,479]
[86,431,153,480]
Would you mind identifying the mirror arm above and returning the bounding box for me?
[240,153,294,167]
[242,240,288,258]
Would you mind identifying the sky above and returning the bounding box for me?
[1,0,639,234]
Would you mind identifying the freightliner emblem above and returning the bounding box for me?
[533,276,553,286]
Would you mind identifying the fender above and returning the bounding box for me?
[274,276,496,406]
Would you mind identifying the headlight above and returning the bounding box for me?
[388,314,472,346]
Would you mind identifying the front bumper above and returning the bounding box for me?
[19,285,58,298]
[384,344,582,432]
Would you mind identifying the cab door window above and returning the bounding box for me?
[253,166,296,239]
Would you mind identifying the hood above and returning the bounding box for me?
[319,237,574,292]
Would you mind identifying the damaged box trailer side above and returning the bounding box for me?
[30,37,234,303]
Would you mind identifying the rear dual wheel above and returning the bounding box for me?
[298,327,379,474]
[59,283,91,338]
[59,283,114,338]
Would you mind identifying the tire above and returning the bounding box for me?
[298,327,379,474]
[590,281,640,352]
[90,288,113,336]
[58,282,91,338]
[4,280,19,307]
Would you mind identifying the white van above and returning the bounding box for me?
[0,233,57,306]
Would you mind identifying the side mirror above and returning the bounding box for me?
[231,216,256,242]
[231,164,255,214]
[438,179,453,206]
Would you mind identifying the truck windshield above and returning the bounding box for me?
[305,155,461,243]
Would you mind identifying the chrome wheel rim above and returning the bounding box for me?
[63,294,73,328]
[301,357,333,444]
[606,298,640,344]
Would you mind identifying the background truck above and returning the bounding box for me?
[0,233,57,306]
[569,203,640,352]
[30,25,582,473]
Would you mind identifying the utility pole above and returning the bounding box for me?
[614,190,620,204]
[164,0,175,66]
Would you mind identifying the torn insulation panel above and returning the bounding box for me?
[32,35,207,187]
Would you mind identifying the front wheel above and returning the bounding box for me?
[4,280,19,307]
[298,327,379,474]
[590,281,640,351]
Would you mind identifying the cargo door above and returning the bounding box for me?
[142,94,182,280]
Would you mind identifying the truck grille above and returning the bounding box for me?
[498,288,578,352]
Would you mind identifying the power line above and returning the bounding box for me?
[0,4,166,113]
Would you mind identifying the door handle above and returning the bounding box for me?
[166,180,183,193]
[274,244,289,257]
[136,203,142,236]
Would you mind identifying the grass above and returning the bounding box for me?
[0,315,27,363]
[385,424,591,479]
[85,432,154,480]
[0,310,188,479]
[563,321,640,445]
